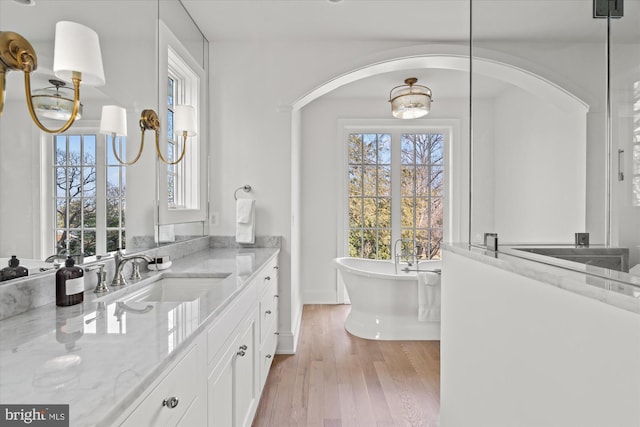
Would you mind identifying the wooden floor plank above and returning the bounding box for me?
[252,305,440,427]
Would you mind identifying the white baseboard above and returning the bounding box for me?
[276,303,304,354]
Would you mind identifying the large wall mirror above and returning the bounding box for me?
[469,1,640,282]
[0,0,209,279]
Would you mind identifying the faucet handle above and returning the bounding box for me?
[87,263,110,294]
[129,260,142,281]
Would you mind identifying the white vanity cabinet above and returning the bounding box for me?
[115,252,279,427]
[258,259,279,389]
[120,344,206,427]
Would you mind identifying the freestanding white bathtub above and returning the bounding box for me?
[334,257,441,341]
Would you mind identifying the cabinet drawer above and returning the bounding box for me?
[121,345,198,427]
[258,280,278,344]
[259,328,278,389]
[207,279,257,365]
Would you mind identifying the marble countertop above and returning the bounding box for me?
[0,247,279,427]
[444,243,640,315]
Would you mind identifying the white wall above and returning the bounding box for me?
[440,250,640,427]
[492,86,587,242]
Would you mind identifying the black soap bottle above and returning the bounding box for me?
[0,255,29,282]
[56,256,85,307]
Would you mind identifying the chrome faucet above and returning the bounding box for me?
[394,238,417,274]
[111,250,153,286]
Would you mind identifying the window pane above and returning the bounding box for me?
[415,197,429,228]
[84,168,96,197]
[416,166,430,196]
[56,199,67,227]
[378,197,391,228]
[415,229,429,259]
[349,198,362,228]
[430,228,443,260]
[83,230,96,256]
[348,134,362,164]
[106,198,120,227]
[84,198,96,227]
[121,198,126,226]
[378,229,391,260]
[167,110,174,140]
[349,229,363,258]
[362,166,377,196]
[401,197,414,227]
[401,165,414,196]
[55,136,66,165]
[362,198,377,228]
[68,136,81,164]
[363,229,377,259]
[401,229,414,242]
[363,134,377,164]
[378,134,391,164]
[68,199,82,228]
[401,134,415,164]
[430,134,444,164]
[430,197,444,227]
[84,135,96,164]
[107,166,120,193]
[348,166,362,196]
[378,166,391,196]
[168,77,174,108]
[56,168,67,197]
[431,165,444,193]
[633,145,640,174]
[106,230,120,253]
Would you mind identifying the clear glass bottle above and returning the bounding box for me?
[56,256,84,307]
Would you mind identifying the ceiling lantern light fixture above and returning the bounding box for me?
[389,77,432,119]
[32,79,83,121]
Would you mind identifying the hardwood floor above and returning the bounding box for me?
[252,304,440,427]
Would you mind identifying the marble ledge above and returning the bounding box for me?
[444,243,640,315]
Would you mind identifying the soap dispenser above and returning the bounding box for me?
[0,255,29,282]
[56,256,85,307]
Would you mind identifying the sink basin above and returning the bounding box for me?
[129,275,231,302]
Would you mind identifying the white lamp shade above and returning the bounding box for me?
[53,21,105,86]
[174,105,197,136]
[99,105,127,136]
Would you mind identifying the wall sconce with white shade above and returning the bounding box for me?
[0,21,104,133]
[100,105,145,166]
[389,77,432,119]
[156,104,196,165]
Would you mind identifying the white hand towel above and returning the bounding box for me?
[417,271,441,322]
[236,199,255,244]
[236,199,254,224]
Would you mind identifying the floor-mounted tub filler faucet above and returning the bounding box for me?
[394,238,417,274]
[111,250,154,287]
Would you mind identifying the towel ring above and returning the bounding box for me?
[234,185,252,200]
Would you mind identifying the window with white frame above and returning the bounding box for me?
[54,131,125,257]
[166,46,199,210]
[347,129,445,260]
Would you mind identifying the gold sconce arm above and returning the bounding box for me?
[0,31,38,117]
[155,130,188,165]
[111,132,144,166]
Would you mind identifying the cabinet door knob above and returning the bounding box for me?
[264,276,271,281]
[239,344,248,351]
[265,310,272,315]
[163,397,179,409]
[237,350,246,357]
[266,354,272,359]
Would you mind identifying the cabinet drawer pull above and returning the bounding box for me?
[273,266,279,270]
[237,350,246,357]
[274,331,280,335]
[163,397,179,409]
[265,310,272,315]
[239,344,248,351]
[266,354,272,359]
[264,276,271,281]
[274,294,279,299]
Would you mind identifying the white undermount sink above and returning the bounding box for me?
[127,275,231,302]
